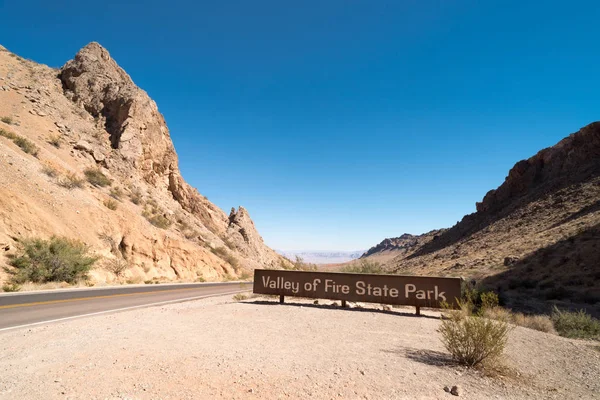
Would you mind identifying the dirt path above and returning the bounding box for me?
[0,295,598,399]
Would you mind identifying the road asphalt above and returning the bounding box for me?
[0,282,252,331]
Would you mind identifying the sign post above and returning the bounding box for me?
[253,269,462,311]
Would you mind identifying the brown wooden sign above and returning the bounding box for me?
[253,269,462,309]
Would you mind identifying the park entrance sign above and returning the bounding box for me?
[253,269,462,311]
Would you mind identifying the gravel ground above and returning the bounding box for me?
[0,294,598,400]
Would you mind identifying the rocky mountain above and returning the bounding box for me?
[363,122,600,316]
[0,42,289,285]
[277,250,364,265]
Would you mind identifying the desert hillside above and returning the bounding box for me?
[362,122,600,316]
[0,43,289,285]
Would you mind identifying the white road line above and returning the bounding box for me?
[0,289,248,333]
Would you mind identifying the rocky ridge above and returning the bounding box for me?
[362,122,600,315]
[0,43,288,285]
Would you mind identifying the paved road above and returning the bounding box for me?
[0,282,252,332]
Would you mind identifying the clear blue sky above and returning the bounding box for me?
[1,1,598,251]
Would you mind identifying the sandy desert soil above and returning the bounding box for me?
[0,294,599,400]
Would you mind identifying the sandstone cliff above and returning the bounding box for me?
[362,122,600,315]
[0,43,288,285]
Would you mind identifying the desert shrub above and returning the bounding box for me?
[480,291,499,310]
[129,187,143,205]
[58,172,85,189]
[342,259,383,274]
[141,200,172,229]
[143,212,171,229]
[513,313,555,333]
[551,307,600,339]
[224,253,239,269]
[1,116,14,124]
[211,246,228,258]
[109,186,123,200]
[439,302,512,367]
[2,283,21,292]
[41,164,59,178]
[233,293,250,301]
[104,198,118,210]
[84,168,111,187]
[184,230,200,240]
[13,136,39,156]
[47,134,61,148]
[0,128,17,139]
[105,258,129,277]
[6,237,97,284]
[484,307,555,333]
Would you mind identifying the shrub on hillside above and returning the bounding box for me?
[1,116,14,125]
[58,172,85,189]
[47,134,61,148]
[104,198,118,210]
[105,258,129,278]
[13,136,39,156]
[84,168,111,187]
[551,307,600,339]
[6,237,97,284]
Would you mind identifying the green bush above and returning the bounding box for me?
[2,283,21,292]
[439,303,511,367]
[7,237,98,284]
[341,259,384,274]
[551,307,600,339]
[84,168,111,187]
[1,116,14,125]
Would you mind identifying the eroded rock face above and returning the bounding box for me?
[19,42,286,278]
[60,42,177,187]
[476,122,600,214]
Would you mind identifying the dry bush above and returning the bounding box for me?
[104,198,118,210]
[41,163,59,178]
[84,168,111,187]
[1,116,14,125]
[129,187,143,205]
[9,135,39,156]
[233,293,251,301]
[341,259,383,274]
[47,134,61,148]
[109,186,123,200]
[105,258,129,278]
[513,313,555,333]
[484,307,555,333]
[58,173,85,189]
[439,305,512,367]
[552,307,600,339]
[2,283,21,292]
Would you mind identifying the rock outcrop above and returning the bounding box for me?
[361,122,600,315]
[0,42,287,285]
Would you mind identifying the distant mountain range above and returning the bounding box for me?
[277,250,365,265]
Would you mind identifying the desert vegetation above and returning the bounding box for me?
[341,259,384,274]
[4,236,98,284]
[0,128,39,156]
[551,307,600,340]
[1,115,15,124]
[84,168,111,187]
[104,258,129,278]
[439,292,512,368]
